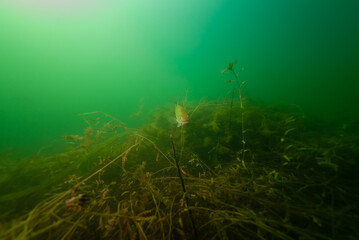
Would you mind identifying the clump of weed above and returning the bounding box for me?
[0,96,358,239]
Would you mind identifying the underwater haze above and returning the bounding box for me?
[1,0,358,155]
[1,1,359,239]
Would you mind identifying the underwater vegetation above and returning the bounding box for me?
[0,65,358,240]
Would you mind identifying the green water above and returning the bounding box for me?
[1,0,358,155]
[0,1,358,239]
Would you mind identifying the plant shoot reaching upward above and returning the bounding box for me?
[222,60,246,161]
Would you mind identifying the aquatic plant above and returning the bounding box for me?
[170,135,198,238]
[222,61,247,161]
[0,99,358,240]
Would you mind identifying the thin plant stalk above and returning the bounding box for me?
[229,89,235,132]
[170,135,198,239]
[231,67,246,162]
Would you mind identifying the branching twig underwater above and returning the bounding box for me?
[0,61,358,240]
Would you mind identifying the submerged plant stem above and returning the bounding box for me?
[170,135,198,239]
[232,69,246,161]
[229,88,235,132]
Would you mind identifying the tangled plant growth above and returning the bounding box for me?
[0,81,358,239]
